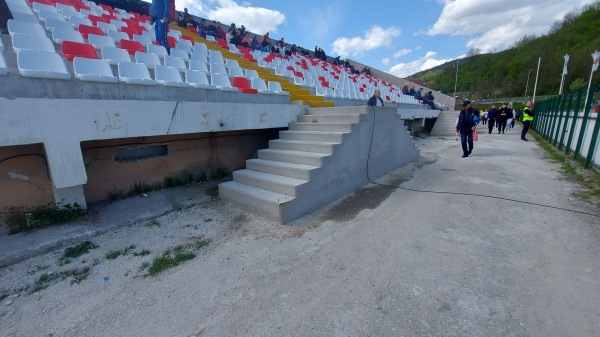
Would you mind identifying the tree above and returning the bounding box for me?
[569,78,587,90]
[466,48,480,57]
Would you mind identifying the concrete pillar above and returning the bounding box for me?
[51,184,87,208]
[44,141,88,208]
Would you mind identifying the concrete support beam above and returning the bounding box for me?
[51,184,87,208]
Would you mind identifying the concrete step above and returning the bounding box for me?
[269,139,337,154]
[233,170,307,197]
[246,159,318,180]
[289,122,353,132]
[297,114,363,123]
[258,148,328,167]
[219,181,292,220]
[279,130,347,143]
[306,107,366,115]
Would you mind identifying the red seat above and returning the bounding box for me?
[101,14,117,23]
[181,35,194,43]
[62,41,98,61]
[121,26,142,39]
[78,24,103,38]
[186,26,197,33]
[231,77,258,94]
[88,15,108,26]
[119,39,143,55]
[167,36,177,48]
[216,37,229,50]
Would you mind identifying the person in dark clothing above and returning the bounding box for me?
[423,91,435,109]
[401,84,409,95]
[206,21,218,37]
[497,104,509,134]
[408,86,416,96]
[521,101,535,141]
[456,100,477,157]
[150,0,171,55]
[367,89,384,106]
[487,105,498,134]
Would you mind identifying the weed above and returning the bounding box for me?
[105,250,122,260]
[59,241,98,265]
[4,203,86,235]
[27,265,50,275]
[145,219,160,227]
[146,246,196,276]
[204,218,213,222]
[194,238,211,250]
[138,262,150,272]
[29,267,90,293]
[211,167,229,180]
[92,258,100,266]
[0,292,8,302]
[133,249,151,257]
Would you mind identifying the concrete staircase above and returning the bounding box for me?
[219,106,420,223]
[430,109,459,137]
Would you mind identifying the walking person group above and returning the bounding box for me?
[455,100,535,157]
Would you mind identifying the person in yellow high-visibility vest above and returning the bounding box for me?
[521,101,535,141]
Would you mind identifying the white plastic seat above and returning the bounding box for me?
[268,81,289,95]
[225,59,239,67]
[32,2,57,14]
[0,38,3,53]
[135,51,161,69]
[101,46,131,65]
[245,69,259,80]
[97,22,117,34]
[169,48,189,61]
[80,9,96,17]
[164,55,186,72]
[146,44,168,59]
[110,20,127,30]
[11,11,38,23]
[167,30,181,38]
[228,43,240,54]
[56,3,76,14]
[250,78,275,94]
[17,50,71,80]
[52,27,84,44]
[69,16,92,28]
[210,62,227,75]
[205,35,216,43]
[228,66,244,77]
[155,65,188,87]
[133,34,152,46]
[12,33,55,53]
[208,50,223,63]
[194,43,208,53]
[315,85,327,97]
[191,49,207,61]
[7,2,33,16]
[175,39,192,51]
[188,59,208,72]
[7,19,46,37]
[88,34,115,49]
[38,9,65,23]
[0,53,7,75]
[141,30,156,42]
[73,57,117,83]
[45,17,73,31]
[185,70,216,89]
[211,73,238,91]
[118,61,156,85]
[108,30,129,43]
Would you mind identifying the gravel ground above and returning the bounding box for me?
[1,131,599,337]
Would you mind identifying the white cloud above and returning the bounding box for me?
[331,26,401,58]
[427,0,596,52]
[382,58,390,65]
[174,0,285,35]
[393,48,412,58]
[388,51,450,78]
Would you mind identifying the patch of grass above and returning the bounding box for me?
[27,264,50,275]
[4,203,86,235]
[211,167,229,180]
[92,258,100,266]
[194,238,211,250]
[133,249,151,257]
[204,218,213,222]
[138,261,150,272]
[144,219,160,227]
[145,245,196,276]
[29,267,90,293]
[0,292,8,301]
[105,250,122,260]
[105,245,137,260]
[531,131,600,203]
[59,241,98,265]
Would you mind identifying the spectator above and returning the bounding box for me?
[456,100,477,158]
[197,19,206,38]
[206,20,218,37]
[239,25,246,37]
[414,87,423,100]
[260,32,271,50]
[177,8,197,29]
[423,91,435,109]
[216,22,226,38]
[401,83,409,95]
[241,33,251,48]
[150,0,171,55]
[409,86,416,96]
[367,89,384,106]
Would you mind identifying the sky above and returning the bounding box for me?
[146,0,596,78]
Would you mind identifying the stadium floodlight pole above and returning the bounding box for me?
[532,57,541,103]
[453,59,459,105]
[524,68,533,104]
[559,54,569,95]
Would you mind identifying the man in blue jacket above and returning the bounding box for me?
[151,0,171,55]
[367,89,384,106]
[456,100,477,157]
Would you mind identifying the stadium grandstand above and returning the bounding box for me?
[0,0,454,222]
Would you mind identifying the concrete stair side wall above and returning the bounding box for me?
[430,110,460,137]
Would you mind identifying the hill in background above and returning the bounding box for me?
[407,1,600,101]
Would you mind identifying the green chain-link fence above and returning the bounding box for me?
[532,83,600,168]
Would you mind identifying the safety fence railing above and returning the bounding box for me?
[532,84,600,168]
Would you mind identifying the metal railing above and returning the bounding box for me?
[532,84,600,168]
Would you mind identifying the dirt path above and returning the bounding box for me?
[1,130,599,337]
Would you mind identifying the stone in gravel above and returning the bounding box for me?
[5,300,13,306]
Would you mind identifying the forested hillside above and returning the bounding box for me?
[407,1,600,100]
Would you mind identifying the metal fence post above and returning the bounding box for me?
[566,89,585,154]
[574,84,598,161]
[584,83,599,168]
[558,91,575,150]
[553,93,568,147]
